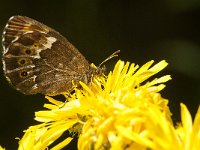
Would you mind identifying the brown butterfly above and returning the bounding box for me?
[2,16,119,95]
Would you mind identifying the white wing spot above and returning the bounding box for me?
[44,37,57,49]
[35,37,57,58]
[32,84,38,90]
[32,75,36,82]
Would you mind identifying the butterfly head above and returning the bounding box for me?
[84,50,120,84]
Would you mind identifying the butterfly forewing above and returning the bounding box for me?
[2,16,92,95]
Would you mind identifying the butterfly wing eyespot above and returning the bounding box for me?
[25,49,32,55]
[18,58,26,65]
[17,58,30,66]
[20,71,29,78]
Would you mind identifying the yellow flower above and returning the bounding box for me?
[143,103,200,150]
[175,103,200,150]
[0,146,5,150]
[77,60,172,150]
[18,60,173,150]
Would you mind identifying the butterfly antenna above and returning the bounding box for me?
[98,50,120,68]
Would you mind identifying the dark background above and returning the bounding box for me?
[0,0,200,149]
